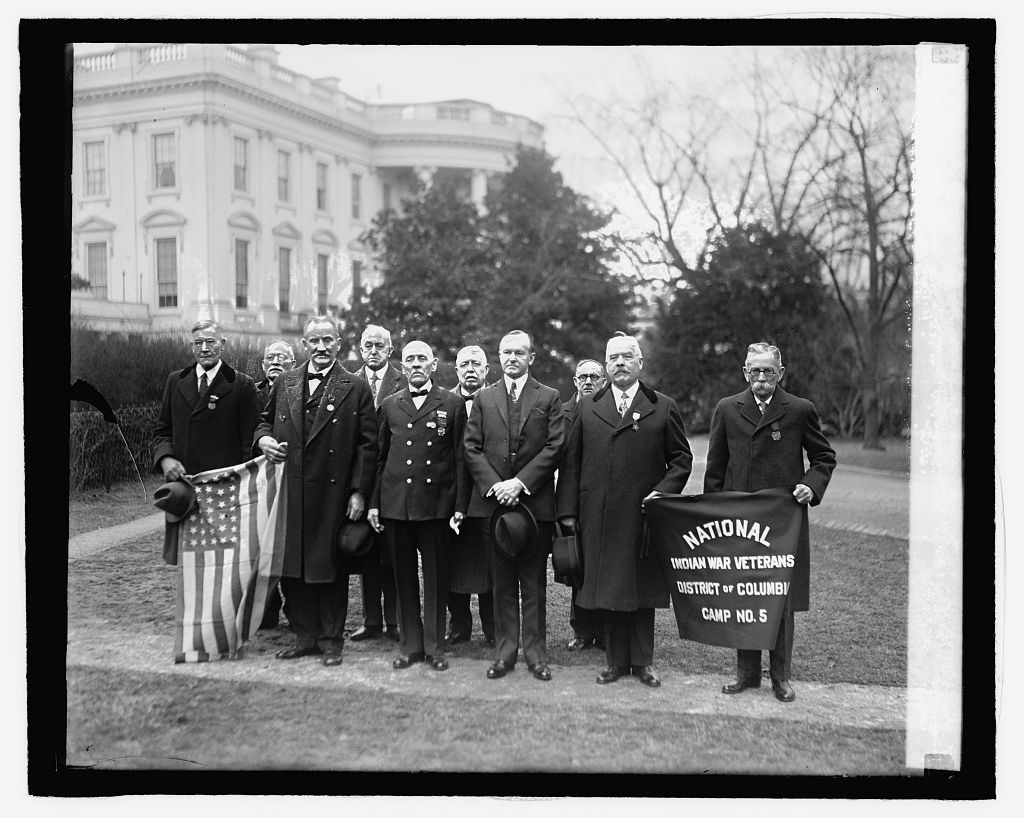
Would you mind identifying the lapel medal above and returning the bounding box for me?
[207,394,219,411]
[631,411,641,432]
[436,409,448,437]
[327,403,335,412]
[772,430,782,441]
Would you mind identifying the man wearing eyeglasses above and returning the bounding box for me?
[253,339,296,630]
[704,341,836,703]
[347,324,405,643]
[255,315,377,667]
[255,340,296,410]
[153,319,259,483]
[559,359,606,653]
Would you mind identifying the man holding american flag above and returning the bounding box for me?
[256,315,378,668]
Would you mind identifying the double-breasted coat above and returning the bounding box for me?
[152,362,259,476]
[556,382,693,611]
[464,377,565,523]
[253,363,377,583]
[371,385,470,520]
[703,385,836,611]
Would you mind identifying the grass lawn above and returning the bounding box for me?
[69,472,164,539]
[830,436,910,473]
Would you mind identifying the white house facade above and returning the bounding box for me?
[70,43,545,335]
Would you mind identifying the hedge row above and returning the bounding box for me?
[70,403,160,492]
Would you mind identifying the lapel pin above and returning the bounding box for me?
[327,404,335,412]
[631,411,641,431]
[208,394,220,411]
[772,430,782,441]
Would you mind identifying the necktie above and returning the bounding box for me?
[370,373,379,403]
[198,372,209,401]
[410,388,429,398]
[758,400,766,415]
[509,381,518,403]
[618,392,629,416]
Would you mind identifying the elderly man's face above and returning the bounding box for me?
[574,362,606,398]
[401,341,436,389]
[743,351,785,400]
[191,327,224,370]
[360,327,392,372]
[302,320,341,372]
[262,343,295,383]
[605,337,642,389]
[455,348,488,394]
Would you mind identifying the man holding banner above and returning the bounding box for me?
[557,333,692,688]
[703,342,836,702]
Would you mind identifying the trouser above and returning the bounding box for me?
[360,535,398,629]
[488,520,553,667]
[386,519,450,658]
[602,607,655,668]
[447,591,495,640]
[570,586,602,640]
[281,576,348,654]
[259,583,283,630]
[736,606,795,683]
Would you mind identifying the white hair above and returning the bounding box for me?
[744,342,782,369]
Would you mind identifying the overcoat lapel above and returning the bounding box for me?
[306,366,351,446]
[284,365,307,439]
[613,389,654,435]
[178,367,200,410]
[197,368,233,417]
[592,389,622,430]
[495,381,510,430]
[738,390,762,429]
[758,388,788,431]
[413,388,445,421]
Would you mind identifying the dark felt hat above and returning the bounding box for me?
[334,518,375,567]
[489,503,540,563]
[153,479,197,523]
[552,526,583,580]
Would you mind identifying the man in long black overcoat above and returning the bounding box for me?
[255,316,377,667]
[703,341,836,702]
[557,334,692,689]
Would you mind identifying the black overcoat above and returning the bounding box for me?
[371,385,470,520]
[702,386,837,611]
[152,362,259,475]
[254,363,377,583]
[446,387,490,593]
[464,377,564,522]
[556,382,692,611]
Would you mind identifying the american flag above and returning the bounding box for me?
[172,456,286,663]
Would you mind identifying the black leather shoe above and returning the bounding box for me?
[772,679,796,702]
[349,625,382,642]
[444,630,470,645]
[427,655,449,671]
[632,666,661,688]
[528,663,552,681]
[487,660,512,679]
[566,637,591,651]
[275,645,320,660]
[321,651,343,667]
[385,625,400,642]
[722,677,761,694]
[596,665,628,684]
[392,652,425,669]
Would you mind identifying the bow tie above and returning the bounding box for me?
[308,371,327,382]
[409,388,430,398]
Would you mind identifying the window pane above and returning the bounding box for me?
[351,259,364,297]
[351,173,361,219]
[86,242,108,299]
[317,253,328,312]
[154,133,176,188]
[382,183,391,212]
[316,162,327,210]
[278,247,291,312]
[277,151,290,201]
[156,238,178,307]
[234,137,248,191]
[84,141,105,196]
[235,239,248,309]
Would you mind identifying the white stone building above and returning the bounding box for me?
[70,43,544,335]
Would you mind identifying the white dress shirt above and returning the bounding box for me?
[195,360,223,389]
[308,362,334,396]
[612,382,639,415]
[411,380,433,410]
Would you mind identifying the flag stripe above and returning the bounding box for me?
[170,456,286,663]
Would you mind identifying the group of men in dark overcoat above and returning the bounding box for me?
[155,319,835,699]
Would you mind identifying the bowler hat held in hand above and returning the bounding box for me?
[552,521,583,579]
